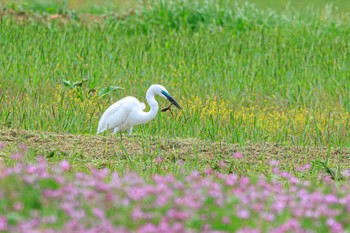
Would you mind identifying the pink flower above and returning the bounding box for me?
[131,206,154,220]
[166,209,190,220]
[237,208,250,219]
[26,165,36,174]
[127,187,150,201]
[10,153,22,160]
[0,142,5,150]
[324,194,338,204]
[156,156,163,164]
[42,215,57,224]
[237,227,260,233]
[224,174,237,186]
[204,168,213,175]
[262,212,275,222]
[0,216,8,231]
[269,160,279,166]
[59,160,71,171]
[18,143,28,152]
[341,169,350,177]
[137,223,158,233]
[171,222,184,232]
[218,160,226,168]
[13,202,23,211]
[177,160,184,166]
[92,208,105,219]
[326,218,343,233]
[233,152,243,159]
[295,164,311,172]
[240,177,250,186]
[222,216,231,224]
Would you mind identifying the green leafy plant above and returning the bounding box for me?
[61,78,123,100]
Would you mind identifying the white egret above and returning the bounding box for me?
[97,84,182,136]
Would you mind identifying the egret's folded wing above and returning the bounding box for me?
[97,102,131,133]
[108,107,131,128]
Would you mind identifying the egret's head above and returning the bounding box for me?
[150,84,182,110]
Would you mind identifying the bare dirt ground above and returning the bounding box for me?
[0,127,349,168]
[1,8,134,23]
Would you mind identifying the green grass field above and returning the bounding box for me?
[0,0,350,231]
[1,0,349,145]
[0,0,349,169]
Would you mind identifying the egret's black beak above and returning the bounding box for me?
[166,95,182,110]
[161,91,182,110]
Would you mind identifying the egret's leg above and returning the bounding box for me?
[128,127,133,136]
[119,131,123,141]
[113,128,123,140]
[113,128,118,134]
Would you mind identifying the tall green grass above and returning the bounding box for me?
[0,0,349,146]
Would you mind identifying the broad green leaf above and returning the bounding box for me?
[98,86,124,98]
[62,79,74,88]
[73,78,88,88]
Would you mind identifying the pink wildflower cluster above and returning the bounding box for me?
[0,156,349,233]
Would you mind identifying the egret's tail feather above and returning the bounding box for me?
[97,126,102,134]
[140,102,146,110]
[97,121,106,134]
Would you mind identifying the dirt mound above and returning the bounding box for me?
[0,127,348,166]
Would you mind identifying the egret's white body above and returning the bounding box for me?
[97,84,181,135]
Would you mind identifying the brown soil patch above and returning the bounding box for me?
[1,8,135,24]
[0,127,349,167]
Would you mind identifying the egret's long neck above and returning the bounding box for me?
[143,89,159,123]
